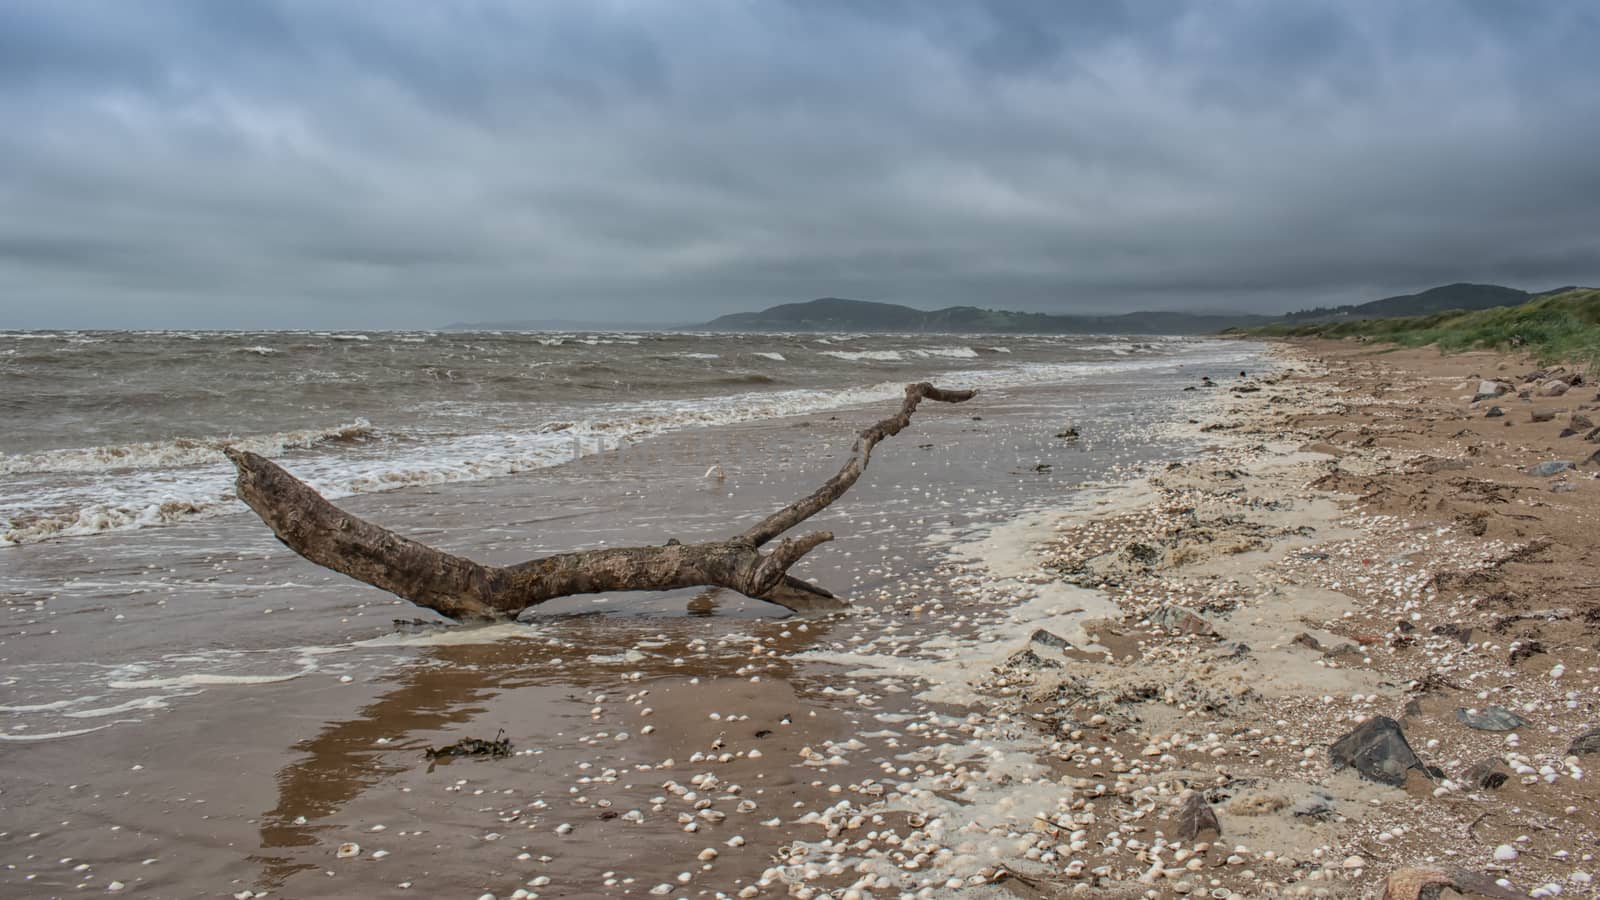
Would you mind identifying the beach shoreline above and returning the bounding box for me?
[859,338,1597,898]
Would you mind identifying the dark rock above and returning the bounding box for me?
[1531,408,1556,422]
[1485,406,1505,418]
[1030,628,1072,651]
[1291,632,1324,651]
[1328,716,1429,786]
[1508,640,1546,665]
[1552,482,1577,493]
[1455,706,1528,732]
[1124,542,1160,564]
[1055,426,1080,440]
[1290,790,1336,819]
[1174,792,1222,841]
[1528,460,1573,477]
[1569,727,1600,756]
[1149,606,1217,636]
[1462,756,1510,790]
[1003,648,1062,670]
[1572,413,1595,431]
[1430,623,1473,645]
[1539,379,1570,397]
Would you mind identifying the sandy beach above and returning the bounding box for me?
[857,338,1599,899]
[5,336,1598,900]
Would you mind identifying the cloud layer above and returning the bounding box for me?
[2,0,1598,327]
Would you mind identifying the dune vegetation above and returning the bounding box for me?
[1241,287,1600,368]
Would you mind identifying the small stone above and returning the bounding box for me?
[1475,380,1509,402]
[1149,606,1216,636]
[1329,716,1429,786]
[1529,460,1574,477]
[1174,793,1222,842]
[1463,756,1511,790]
[1494,844,1519,862]
[336,843,360,858]
[1568,727,1600,756]
[1456,706,1529,732]
[1030,628,1072,650]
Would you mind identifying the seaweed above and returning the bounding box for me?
[425,729,513,761]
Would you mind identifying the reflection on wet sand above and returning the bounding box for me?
[253,610,836,891]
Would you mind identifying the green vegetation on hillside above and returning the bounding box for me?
[1243,288,1600,368]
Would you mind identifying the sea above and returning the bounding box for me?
[2,329,1248,547]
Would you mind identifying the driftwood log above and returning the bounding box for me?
[225,382,975,621]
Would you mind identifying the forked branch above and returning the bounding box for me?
[226,382,975,620]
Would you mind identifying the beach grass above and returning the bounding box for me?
[1239,287,1600,369]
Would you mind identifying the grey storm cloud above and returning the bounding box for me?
[0,0,1598,328]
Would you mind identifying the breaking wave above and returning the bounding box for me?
[820,350,904,362]
[0,420,377,476]
[819,347,979,362]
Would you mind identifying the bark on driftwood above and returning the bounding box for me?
[225,382,975,621]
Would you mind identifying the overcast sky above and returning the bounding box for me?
[2,1,1598,328]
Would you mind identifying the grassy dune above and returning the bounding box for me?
[1241,287,1600,368]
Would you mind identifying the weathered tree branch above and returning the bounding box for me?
[739,383,975,546]
[225,382,975,621]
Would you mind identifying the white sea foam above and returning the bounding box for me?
[909,346,978,359]
[0,724,116,742]
[0,419,375,476]
[106,672,312,688]
[241,345,280,355]
[750,352,786,361]
[62,695,173,718]
[0,699,81,712]
[677,352,720,360]
[820,350,904,362]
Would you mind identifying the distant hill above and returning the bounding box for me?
[1279,282,1538,324]
[444,283,1556,334]
[702,297,1271,335]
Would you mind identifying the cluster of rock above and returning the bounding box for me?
[1469,366,1600,479]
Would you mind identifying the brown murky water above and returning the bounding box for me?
[0,345,1263,899]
